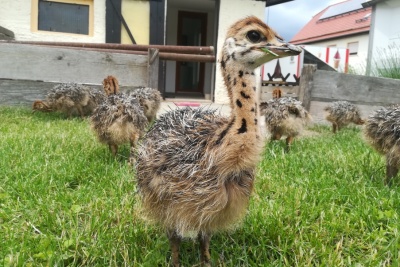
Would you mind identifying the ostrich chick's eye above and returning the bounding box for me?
[246,30,261,43]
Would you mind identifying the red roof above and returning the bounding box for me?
[290,1,371,44]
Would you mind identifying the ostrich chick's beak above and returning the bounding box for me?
[261,42,302,58]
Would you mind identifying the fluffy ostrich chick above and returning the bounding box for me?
[127,87,162,123]
[135,16,302,266]
[90,76,148,163]
[324,101,364,133]
[103,76,162,122]
[363,105,400,185]
[32,83,104,118]
[260,93,311,152]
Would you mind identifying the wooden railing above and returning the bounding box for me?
[2,41,216,62]
[0,41,216,106]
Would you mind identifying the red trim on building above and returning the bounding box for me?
[345,48,350,73]
[296,54,301,77]
[326,47,330,63]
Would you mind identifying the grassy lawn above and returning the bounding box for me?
[1,106,399,266]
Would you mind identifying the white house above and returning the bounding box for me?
[290,0,371,74]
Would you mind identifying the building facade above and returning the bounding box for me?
[290,0,371,75]
[363,0,400,75]
[0,0,292,104]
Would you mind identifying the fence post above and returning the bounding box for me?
[298,64,317,111]
[148,48,159,89]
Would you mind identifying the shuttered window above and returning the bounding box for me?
[347,42,359,55]
[37,0,90,35]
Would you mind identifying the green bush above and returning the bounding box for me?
[371,43,400,79]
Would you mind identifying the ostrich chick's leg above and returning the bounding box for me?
[198,232,211,266]
[386,158,399,186]
[76,105,85,119]
[67,110,73,119]
[109,144,118,156]
[167,230,181,267]
[285,136,294,152]
[332,122,338,133]
[271,132,281,141]
[128,133,139,165]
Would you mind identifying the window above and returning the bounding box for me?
[348,42,359,55]
[32,0,94,36]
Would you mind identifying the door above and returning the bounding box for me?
[176,11,207,94]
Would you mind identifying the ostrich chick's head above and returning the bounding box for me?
[103,75,120,96]
[272,88,283,99]
[32,100,52,113]
[221,16,302,69]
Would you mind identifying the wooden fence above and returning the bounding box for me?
[2,46,400,124]
[0,42,159,106]
[292,64,400,123]
[0,41,216,106]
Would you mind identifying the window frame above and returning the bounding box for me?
[31,0,94,36]
[347,41,359,55]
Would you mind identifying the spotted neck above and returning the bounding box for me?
[213,53,262,174]
[222,54,260,140]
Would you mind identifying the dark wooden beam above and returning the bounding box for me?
[256,0,295,7]
[107,0,136,44]
[150,0,166,98]
[150,0,166,45]
[362,0,386,7]
[105,0,121,43]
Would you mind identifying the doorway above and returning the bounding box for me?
[175,11,207,95]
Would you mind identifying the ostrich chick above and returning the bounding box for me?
[127,87,162,122]
[102,75,120,96]
[90,76,148,164]
[33,83,104,118]
[136,16,302,266]
[103,76,162,122]
[82,89,106,115]
[260,96,311,152]
[272,87,282,99]
[363,105,400,185]
[324,101,364,133]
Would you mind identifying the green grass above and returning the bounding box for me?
[1,107,400,266]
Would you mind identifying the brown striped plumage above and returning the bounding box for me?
[32,83,105,118]
[363,105,400,185]
[324,101,364,133]
[103,75,162,122]
[136,16,302,266]
[90,76,148,164]
[260,95,312,151]
[126,87,162,122]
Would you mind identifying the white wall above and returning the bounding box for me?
[0,0,106,42]
[307,34,370,75]
[215,0,266,104]
[369,0,400,71]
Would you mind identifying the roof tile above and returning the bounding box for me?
[290,1,371,44]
